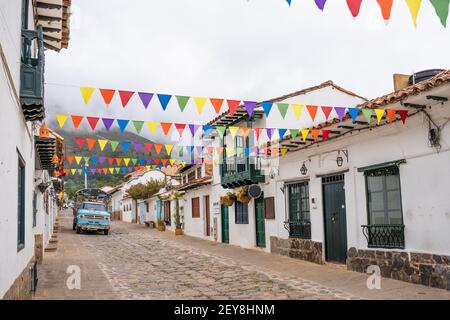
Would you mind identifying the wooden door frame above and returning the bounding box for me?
[204,195,210,236]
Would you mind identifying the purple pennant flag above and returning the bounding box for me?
[196,146,204,154]
[138,92,154,109]
[90,169,96,175]
[128,166,133,172]
[99,157,106,165]
[266,128,274,140]
[189,124,200,137]
[146,159,153,165]
[102,118,114,131]
[315,0,327,11]
[334,107,347,122]
[244,101,257,117]
[133,142,142,152]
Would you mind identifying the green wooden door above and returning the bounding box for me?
[323,175,348,263]
[221,205,229,244]
[255,195,266,248]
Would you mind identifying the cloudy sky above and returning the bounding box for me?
[45,0,450,143]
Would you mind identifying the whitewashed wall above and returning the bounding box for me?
[0,0,37,298]
[182,186,213,240]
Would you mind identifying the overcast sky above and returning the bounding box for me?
[45,0,450,143]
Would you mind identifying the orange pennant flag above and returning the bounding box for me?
[115,158,122,165]
[154,144,163,154]
[87,139,97,151]
[311,129,320,142]
[387,109,397,123]
[241,127,251,138]
[160,123,172,136]
[67,156,74,165]
[210,98,224,114]
[71,115,84,129]
[102,168,108,175]
[306,105,319,122]
[99,89,116,105]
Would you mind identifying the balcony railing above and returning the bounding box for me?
[284,220,311,240]
[20,27,45,122]
[220,156,265,188]
[361,224,405,249]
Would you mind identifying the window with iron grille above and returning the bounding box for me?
[362,165,405,249]
[32,191,37,227]
[235,201,248,224]
[285,181,311,239]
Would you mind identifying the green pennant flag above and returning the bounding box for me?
[84,157,90,164]
[77,169,83,175]
[290,129,299,139]
[216,126,226,139]
[430,0,450,27]
[132,120,145,134]
[362,109,373,124]
[176,145,184,156]
[176,96,190,112]
[131,158,138,165]
[115,168,120,174]
[236,148,243,156]
[110,141,119,152]
[277,103,289,119]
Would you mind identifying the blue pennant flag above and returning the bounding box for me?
[121,141,131,153]
[348,108,360,122]
[278,128,287,139]
[91,156,98,165]
[245,148,251,157]
[261,102,274,117]
[139,158,145,165]
[157,94,172,111]
[202,125,213,136]
[186,146,195,154]
[121,167,127,174]
[117,119,129,132]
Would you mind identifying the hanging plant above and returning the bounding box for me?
[236,186,251,204]
[220,192,236,207]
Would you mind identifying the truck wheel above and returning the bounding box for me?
[76,227,81,234]
[103,230,109,235]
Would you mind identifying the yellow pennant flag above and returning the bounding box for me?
[213,159,219,167]
[56,114,68,128]
[292,104,304,120]
[280,148,288,156]
[98,140,108,151]
[226,147,234,157]
[71,169,76,175]
[406,0,422,27]
[228,126,240,139]
[124,158,130,166]
[145,165,151,171]
[301,129,310,142]
[109,168,114,174]
[169,159,175,166]
[75,156,82,165]
[165,144,174,155]
[147,122,158,134]
[80,87,95,104]
[375,109,385,124]
[181,161,186,167]
[193,97,207,114]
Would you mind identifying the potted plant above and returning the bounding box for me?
[157,218,166,231]
[220,192,236,207]
[237,186,251,204]
[173,192,183,236]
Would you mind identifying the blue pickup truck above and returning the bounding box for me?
[73,201,111,235]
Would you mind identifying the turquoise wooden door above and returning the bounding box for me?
[221,205,229,244]
[255,194,266,248]
[139,202,146,224]
[156,199,162,220]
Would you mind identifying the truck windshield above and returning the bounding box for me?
[82,203,107,211]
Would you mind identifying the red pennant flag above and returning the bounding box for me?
[118,91,135,107]
[67,156,74,165]
[307,105,319,121]
[254,128,263,140]
[387,109,397,123]
[71,115,84,128]
[321,106,333,121]
[311,129,320,141]
[154,159,161,165]
[210,98,224,114]
[87,117,100,131]
[103,168,108,174]
[87,138,97,150]
[108,157,114,165]
[398,110,408,124]
[154,144,163,154]
[322,130,331,141]
[346,0,363,18]
[100,89,116,105]
[175,124,186,137]
[160,122,172,136]
[97,168,103,175]
[75,138,85,150]
[227,100,241,116]
[207,147,214,155]
[134,166,139,171]
[144,143,153,153]
[216,147,223,156]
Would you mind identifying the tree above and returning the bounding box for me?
[126,179,165,200]
[172,191,182,229]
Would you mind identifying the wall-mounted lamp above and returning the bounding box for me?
[336,150,349,168]
[300,162,308,176]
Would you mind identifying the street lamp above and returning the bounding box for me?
[300,162,308,176]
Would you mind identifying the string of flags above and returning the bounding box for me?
[55,108,409,136]
[284,0,449,27]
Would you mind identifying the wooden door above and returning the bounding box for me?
[204,196,210,236]
[255,194,266,248]
[221,205,229,243]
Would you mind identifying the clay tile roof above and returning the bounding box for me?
[360,69,450,109]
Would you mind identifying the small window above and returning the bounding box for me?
[192,197,200,218]
[33,191,37,227]
[18,153,26,251]
[264,197,275,219]
[235,202,248,224]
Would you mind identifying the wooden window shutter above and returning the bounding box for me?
[192,197,200,218]
[264,197,275,219]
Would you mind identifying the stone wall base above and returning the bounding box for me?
[34,234,43,264]
[270,236,323,264]
[2,257,36,300]
[347,247,450,291]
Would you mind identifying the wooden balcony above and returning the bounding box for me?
[220,156,265,189]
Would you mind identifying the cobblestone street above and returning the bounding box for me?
[34,211,450,300]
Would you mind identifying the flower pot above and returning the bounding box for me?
[238,196,252,204]
[157,225,166,231]
[220,197,235,207]
[175,228,183,236]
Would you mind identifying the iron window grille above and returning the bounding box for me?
[235,201,249,224]
[285,181,311,239]
[361,224,405,249]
